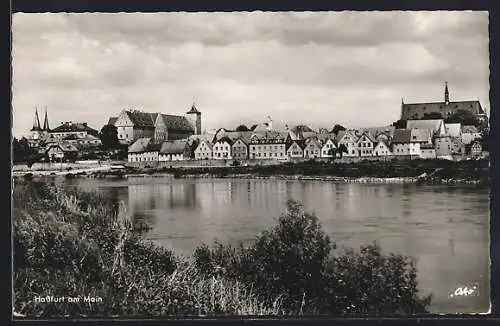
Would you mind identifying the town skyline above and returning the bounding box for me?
[12,11,490,138]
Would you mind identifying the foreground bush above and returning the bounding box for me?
[194,201,432,315]
[13,181,281,317]
[13,180,432,317]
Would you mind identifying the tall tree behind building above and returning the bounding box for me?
[99,124,119,150]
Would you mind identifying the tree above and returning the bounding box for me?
[12,137,34,164]
[392,119,407,129]
[444,109,479,126]
[337,144,348,158]
[235,124,250,132]
[250,124,258,131]
[331,124,346,135]
[328,148,337,160]
[421,112,444,120]
[479,128,489,152]
[99,124,119,150]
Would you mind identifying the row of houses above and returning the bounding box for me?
[127,118,484,163]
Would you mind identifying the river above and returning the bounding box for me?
[56,175,490,314]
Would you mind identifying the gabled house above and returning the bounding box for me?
[115,110,156,145]
[450,137,465,156]
[45,142,78,162]
[470,140,483,157]
[286,140,305,158]
[159,139,190,161]
[213,137,233,160]
[231,137,251,160]
[303,137,322,159]
[356,131,376,157]
[392,129,415,156]
[194,139,213,160]
[373,140,392,157]
[336,130,359,157]
[410,128,433,145]
[320,137,337,158]
[408,128,435,158]
[127,137,160,163]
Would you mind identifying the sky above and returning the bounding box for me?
[11,11,490,138]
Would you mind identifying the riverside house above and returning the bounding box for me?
[128,137,160,163]
[318,134,337,158]
[409,128,433,158]
[248,131,288,159]
[356,130,376,157]
[286,140,305,158]
[194,139,213,160]
[392,129,413,156]
[336,130,359,157]
[303,137,322,159]
[213,137,233,160]
[159,139,190,161]
[373,139,392,157]
[231,137,250,160]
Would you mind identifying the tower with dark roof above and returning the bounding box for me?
[186,102,202,135]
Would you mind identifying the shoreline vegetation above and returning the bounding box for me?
[14,180,432,317]
[15,159,489,185]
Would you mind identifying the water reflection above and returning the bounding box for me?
[58,177,489,314]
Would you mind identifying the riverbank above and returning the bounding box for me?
[13,180,431,317]
[17,158,488,185]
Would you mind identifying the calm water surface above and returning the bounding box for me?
[58,176,490,314]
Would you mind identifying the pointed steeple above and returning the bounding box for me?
[186,102,200,114]
[31,107,41,131]
[444,81,449,105]
[42,106,50,131]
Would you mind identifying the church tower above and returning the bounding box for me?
[444,81,450,105]
[42,106,50,131]
[186,102,202,135]
[31,107,41,131]
[30,107,42,140]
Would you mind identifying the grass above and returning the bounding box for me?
[13,180,432,317]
